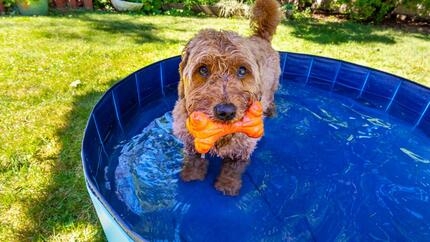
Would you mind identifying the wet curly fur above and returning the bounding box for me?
[173,0,282,196]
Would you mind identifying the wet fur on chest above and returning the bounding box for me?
[210,133,259,160]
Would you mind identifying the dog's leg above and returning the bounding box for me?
[180,152,208,182]
[215,157,250,196]
[173,98,208,181]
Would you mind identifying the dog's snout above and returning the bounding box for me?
[214,103,236,121]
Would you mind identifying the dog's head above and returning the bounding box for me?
[178,29,261,123]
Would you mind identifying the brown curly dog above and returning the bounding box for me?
[173,0,282,196]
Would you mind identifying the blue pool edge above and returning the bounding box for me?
[81,52,430,241]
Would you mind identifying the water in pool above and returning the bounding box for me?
[109,82,430,241]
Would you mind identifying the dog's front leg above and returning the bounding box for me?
[215,158,250,196]
[180,151,208,182]
[173,99,208,182]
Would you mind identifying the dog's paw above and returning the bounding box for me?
[180,157,208,182]
[214,176,242,196]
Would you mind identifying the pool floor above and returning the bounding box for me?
[103,82,430,241]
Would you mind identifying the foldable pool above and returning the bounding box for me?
[82,52,430,241]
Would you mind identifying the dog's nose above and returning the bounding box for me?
[214,103,237,121]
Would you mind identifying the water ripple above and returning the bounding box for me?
[400,148,430,164]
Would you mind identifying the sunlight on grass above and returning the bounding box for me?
[48,221,103,242]
[0,13,428,241]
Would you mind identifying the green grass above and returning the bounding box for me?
[0,12,428,241]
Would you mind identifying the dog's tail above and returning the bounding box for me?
[250,0,282,42]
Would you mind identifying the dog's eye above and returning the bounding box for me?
[237,66,247,78]
[198,65,209,77]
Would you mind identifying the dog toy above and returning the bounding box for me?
[186,101,264,154]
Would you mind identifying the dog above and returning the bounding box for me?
[172,0,282,196]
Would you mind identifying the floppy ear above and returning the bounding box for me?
[178,43,191,99]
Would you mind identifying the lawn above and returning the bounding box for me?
[0,12,429,241]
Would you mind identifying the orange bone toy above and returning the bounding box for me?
[186,101,264,154]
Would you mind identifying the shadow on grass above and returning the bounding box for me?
[286,18,396,45]
[79,14,181,44]
[42,13,181,45]
[412,33,430,41]
[19,84,118,241]
[380,16,430,37]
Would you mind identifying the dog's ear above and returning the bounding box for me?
[178,42,191,99]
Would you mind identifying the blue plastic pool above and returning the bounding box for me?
[82,52,430,241]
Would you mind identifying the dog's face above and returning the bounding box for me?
[179,30,262,123]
